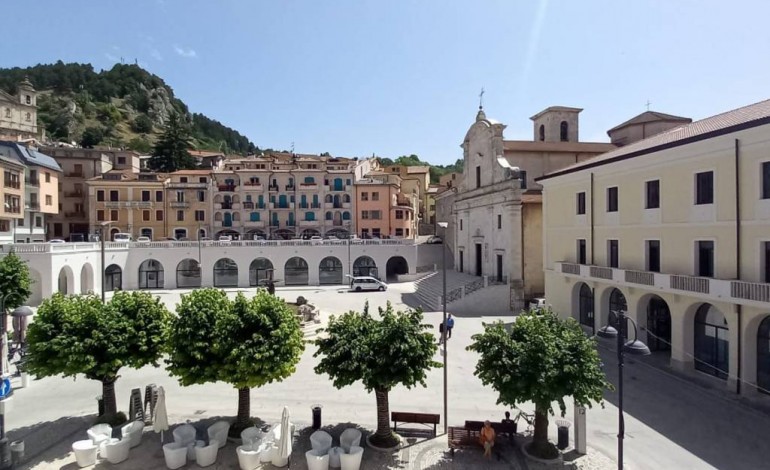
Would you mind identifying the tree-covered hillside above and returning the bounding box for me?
[379,154,463,184]
[0,61,257,154]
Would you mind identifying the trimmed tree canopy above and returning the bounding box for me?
[0,252,32,311]
[468,309,611,457]
[314,302,440,446]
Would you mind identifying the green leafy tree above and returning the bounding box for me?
[25,291,172,422]
[148,113,197,171]
[314,302,440,447]
[467,309,611,459]
[167,289,305,435]
[80,126,104,148]
[0,252,32,312]
[128,136,153,154]
[131,114,153,133]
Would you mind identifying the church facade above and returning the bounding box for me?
[0,78,39,142]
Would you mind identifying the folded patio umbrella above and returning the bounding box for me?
[276,406,292,467]
[153,386,169,443]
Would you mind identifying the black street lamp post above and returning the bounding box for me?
[597,310,650,470]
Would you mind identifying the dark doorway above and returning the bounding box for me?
[475,244,482,276]
[459,250,464,273]
[386,256,409,282]
[646,296,671,354]
[496,254,503,282]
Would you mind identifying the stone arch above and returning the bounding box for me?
[80,262,94,294]
[353,256,378,279]
[57,265,75,294]
[284,257,309,286]
[571,282,594,329]
[595,285,629,334]
[213,258,238,287]
[385,256,409,282]
[325,194,333,203]
[249,258,274,286]
[138,259,164,289]
[105,264,122,292]
[694,303,729,380]
[109,228,120,240]
[176,258,201,288]
[343,194,351,203]
[300,229,321,239]
[319,256,343,285]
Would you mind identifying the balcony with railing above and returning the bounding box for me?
[5,205,21,214]
[269,185,279,192]
[554,261,770,308]
[168,182,208,189]
[285,185,295,191]
[4,180,21,190]
[298,203,309,209]
[327,185,347,192]
[64,191,83,198]
[218,184,236,192]
[299,219,319,227]
[65,171,84,178]
[170,201,190,208]
[27,202,40,211]
[64,211,86,218]
[215,202,233,210]
[269,202,294,210]
[311,202,321,209]
[299,182,318,191]
[243,182,263,191]
[243,201,255,210]
[25,177,39,186]
[243,219,266,228]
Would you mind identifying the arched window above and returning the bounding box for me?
[319,256,343,285]
[325,194,333,203]
[342,211,351,220]
[213,258,238,287]
[284,257,309,286]
[578,283,593,327]
[560,121,569,141]
[608,288,627,336]
[249,258,274,286]
[138,259,164,289]
[105,264,122,291]
[694,304,729,379]
[176,259,201,288]
[757,317,770,394]
[325,211,333,220]
[538,124,545,141]
[353,256,378,278]
[343,194,351,203]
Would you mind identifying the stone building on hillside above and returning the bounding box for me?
[0,79,39,142]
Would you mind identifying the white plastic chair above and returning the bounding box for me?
[162,442,187,470]
[260,442,276,463]
[236,444,262,470]
[207,420,230,449]
[121,420,145,448]
[306,449,330,470]
[240,427,263,447]
[310,430,333,455]
[72,439,97,467]
[101,438,131,464]
[87,424,112,447]
[195,439,219,467]
[339,428,362,453]
[172,424,197,447]
[328,446,343,468]
[340,446,364,470]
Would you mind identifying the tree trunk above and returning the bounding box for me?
[371,388,398,447]
[101,378,118,419]
[236,387,251,429]
[527,405,558,459]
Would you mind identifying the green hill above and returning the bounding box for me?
[0,61,257,154]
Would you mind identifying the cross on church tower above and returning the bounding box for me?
[646,100,652,111]
[479,87,485,110]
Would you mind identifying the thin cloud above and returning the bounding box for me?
[104,52,118,63]
[150,48,163,61]
[173,45,197,58]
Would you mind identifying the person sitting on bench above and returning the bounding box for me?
[479,420,496,459]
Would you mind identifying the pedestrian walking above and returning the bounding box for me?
[446,314,454,339]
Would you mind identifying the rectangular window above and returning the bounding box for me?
[155,190,163,202]
[608,240,619,268]
[97,190,105,202]
[576,192,586,215]
[497,214,502,229]
[361,192,368,201]
[460,219,463,231]
[372,192,379,201]
[645,180,660,209]
[180,177,188,183]
[395,228,404,237]
[199,177,207,183]
[97,210,105,221]
[197,191,205,202]
[45,195,52,205]
[110,190,119,202]
[695,171,714,205]
[697,240,715,277]
[45,172,51,183]
[519,170,527,190]
[143,210,150,221]
[195,210,205,221]
[371,210,381,219]
[177,210,184,221]
[156,210,163,221]
[578,239,587,264]
[762,162,770,199]
[647,240,661,273]
[110,210,118,221]
[395,210,404,219]
[117,156,126,165]
[35,216,42,228]
[361,211,369,220]
[607,187,618,212]
[142,190,150,202]
[176,191,185,203]
[476,166,481,188]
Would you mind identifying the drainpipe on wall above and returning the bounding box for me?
[589,172,595,265]
[735,139,743,395]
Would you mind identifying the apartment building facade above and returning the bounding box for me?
[44,147,141,241]
[165,170,214,240]
[0,152,25,243]
[354,172,416,239]
[539,98,770,399]
[212,153,357,240]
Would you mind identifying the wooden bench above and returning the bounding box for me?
[448,426,479,457]
[391,411,441,437]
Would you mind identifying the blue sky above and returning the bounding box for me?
[2,1,770,164]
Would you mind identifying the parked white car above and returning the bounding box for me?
[529,298,547,311]
[218,235,232,242]
[48,239,66,244]
[113,233,132,242]
[348,276,388,292]
[136,236,151,243]
[349,235,363,244]
[426,236,443,244]
[310,236,323,245]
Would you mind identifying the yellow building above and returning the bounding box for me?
[539,99,770,399]
[165,170,214,240]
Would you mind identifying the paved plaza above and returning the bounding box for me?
[5,281,770,469]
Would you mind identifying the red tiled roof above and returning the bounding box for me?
[538,98,770,181]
